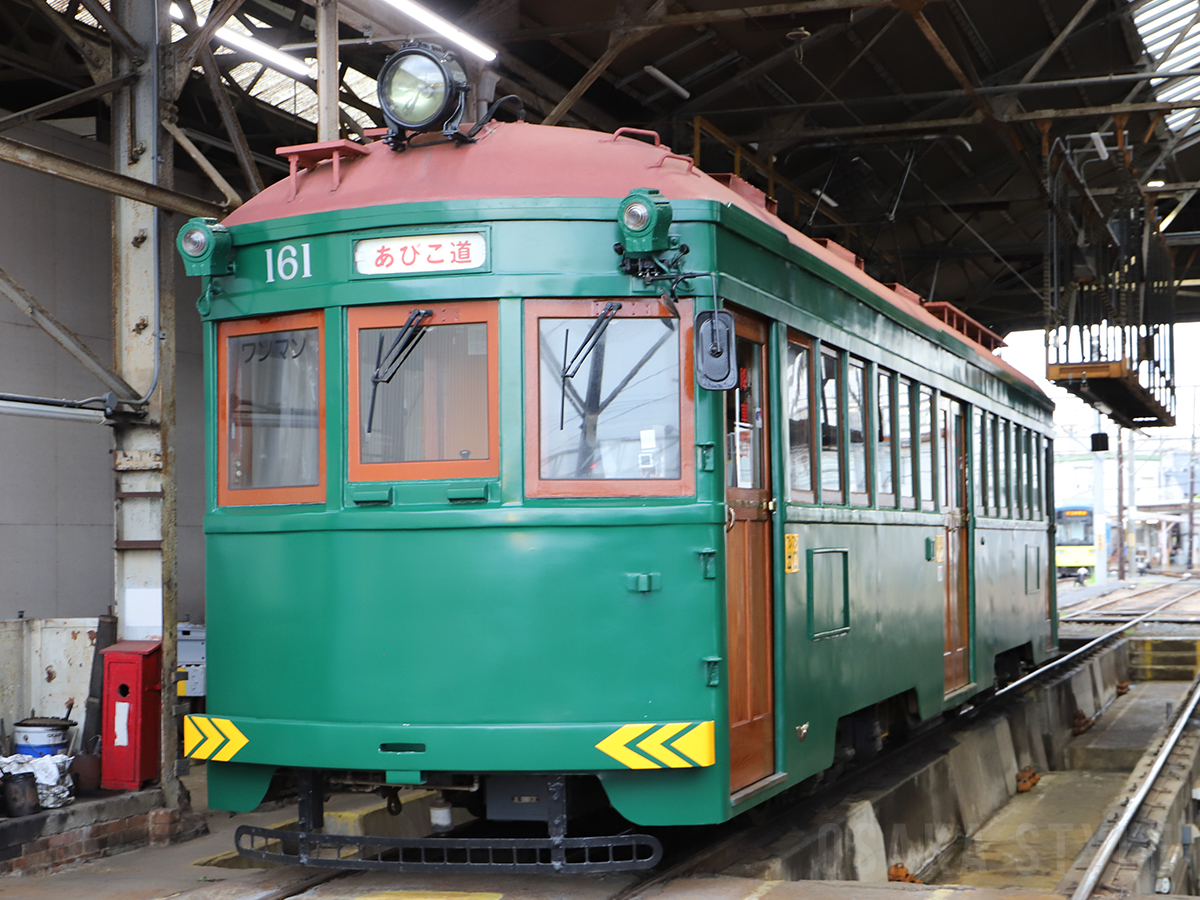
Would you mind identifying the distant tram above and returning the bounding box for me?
[1056,505,1097,578]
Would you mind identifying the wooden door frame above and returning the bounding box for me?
[723,306,779,796]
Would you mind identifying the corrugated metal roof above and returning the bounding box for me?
[1134,0,1200,133]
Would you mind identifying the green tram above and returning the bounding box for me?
[176,57,1055,872]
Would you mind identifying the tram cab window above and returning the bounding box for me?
[1057,508,1093,545]
[918,387,935,511]
[525,298,693,498]
[877,369,896,506]
[898,377,915,507]
[848,358,868,504]
[217,312,324,507]
[820,349,844,504]
[786,338,814,501]
[348,303,499,482]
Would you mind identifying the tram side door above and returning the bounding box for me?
[942,397,971,693]
[724,310,776,794]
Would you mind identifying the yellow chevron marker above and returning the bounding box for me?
[210,718,249,762]
[670,721,715,767]
[596,724,658,769]
[637,723,692,768]
[190,716,226,760]
[183,716,203,757]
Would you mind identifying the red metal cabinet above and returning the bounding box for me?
[100,641,162,790]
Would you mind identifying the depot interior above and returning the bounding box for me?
[0,0,1196,880]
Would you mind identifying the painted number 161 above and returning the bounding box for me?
[265,243,312,283]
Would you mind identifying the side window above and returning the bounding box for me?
[786,337,814,502]
[1015,426,1026,519]
[348,303,498,482]
[820,348,844,504]
[974,409,986,516]
[898,377,915,508]
[1032,433,1042,519]
[919,386,935,511]
[990,414,1001,516]
[877,369,896,506]
[218,311,325,507]
[848,358,869,504]
[999,419,1011,518]
[525,298,693,497]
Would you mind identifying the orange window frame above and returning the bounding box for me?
[525,298,695,498]
[217,311,326,507]
[347,302,500,482]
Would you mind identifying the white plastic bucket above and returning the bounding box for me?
[13,724,69,758]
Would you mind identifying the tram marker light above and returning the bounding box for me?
[618,188,673,256]
[177,218,232,277]
[694,310,737,390]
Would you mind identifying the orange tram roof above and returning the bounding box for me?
[223,121,1042,396]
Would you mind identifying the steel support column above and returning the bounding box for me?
[110,0,183,809]
[316,0,339,143]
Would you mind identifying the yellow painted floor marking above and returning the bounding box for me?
[183,716,203,757]
[210,717,249,761]
[637,722,692,768]
[192,716,225,760]
[672,720,715,767]
[741,880,781,900]
[596,724,658,768]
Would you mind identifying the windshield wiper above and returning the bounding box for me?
[367,308,432,434]
[560,301,621,429]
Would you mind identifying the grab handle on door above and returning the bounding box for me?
[725,505,736,533]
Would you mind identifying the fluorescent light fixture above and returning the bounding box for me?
[644,65,690,99]
[0,400,104,423]
[813,189,839,208]
[379,0,498,62]
[170,5,312,78]
[1090,131,1109,160]
[1148,179,1166,187]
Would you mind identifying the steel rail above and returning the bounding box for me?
[1061,583,1175,620]
[996,586,1200,698]
[1070,669,1200,900]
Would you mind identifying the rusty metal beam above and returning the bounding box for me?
[76,0,143,62]
[495,0,945,41]
[542,29,647,126]
[198,44,264,193]
[0,71,137,134]
[0,133,223,216]
[173,0,248,96]
[0,264,139,401]
[778,98,1200,142]
[1019,0,1102,84]
[161,118,242,207]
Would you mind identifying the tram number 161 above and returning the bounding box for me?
[265,243,313,283]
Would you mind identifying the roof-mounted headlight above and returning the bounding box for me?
[378,42,470,148]
[176,218,232,277]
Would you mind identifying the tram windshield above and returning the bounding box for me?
[537,314,681,480]
[1056,509,1093,545]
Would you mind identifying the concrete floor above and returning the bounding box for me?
[931,771,1127,889]
[1067,681,1190,770]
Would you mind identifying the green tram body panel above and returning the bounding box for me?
[194,195,1055,827]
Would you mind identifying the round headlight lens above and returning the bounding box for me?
[181,227,209,257]
[622,201,652,232]
[380,52,448,127]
